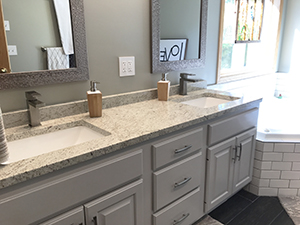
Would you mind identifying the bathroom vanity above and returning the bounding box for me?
[0,89,261,225]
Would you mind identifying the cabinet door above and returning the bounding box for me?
[39,207,85,225]
[232,128,256,193]
[0,0,11,73]
[205,137,235,212]
[84,179,143,225]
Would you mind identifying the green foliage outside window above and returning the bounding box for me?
[221,43,234,69]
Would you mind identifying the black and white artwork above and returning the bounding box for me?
[160,39,187,62]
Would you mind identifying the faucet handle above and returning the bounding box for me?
[180,73,195,78]
[25,91,42,100]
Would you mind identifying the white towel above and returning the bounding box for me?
[53,0,74,55]
[46,47,70,70]
[0,108,9,164]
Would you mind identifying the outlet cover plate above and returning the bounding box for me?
[119,56,135,77]
[4,21,10,31]
[8,45,18,56]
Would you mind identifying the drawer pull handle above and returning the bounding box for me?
[92,216,98,225]
[174,145,192,154]
[232,147,237,163]
[174,177,192,189]
[173,213,190,225]
[237,143,242,161]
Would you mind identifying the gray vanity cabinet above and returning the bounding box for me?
[0,105,261,225]
[205,109,258,212]
[205,128,256,211]
[0,149,143,225]
[84,179,143,225]
[41,179,143,225]
[151,126,206,225]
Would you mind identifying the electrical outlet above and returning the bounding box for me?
[122,61,127,73]
[127,60,133,73]
[119,56,135,77]
[8,45,18,56]
[4,21,10,31]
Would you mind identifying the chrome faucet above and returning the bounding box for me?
[179,73,203,95]
[25,91,45,127]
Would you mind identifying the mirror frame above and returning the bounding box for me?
[151,0,208,73]
[0,0,89,90]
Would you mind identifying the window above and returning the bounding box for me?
[216,0,283,83]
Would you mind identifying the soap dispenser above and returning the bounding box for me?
[157,73,170,101]
[87,81,102,117]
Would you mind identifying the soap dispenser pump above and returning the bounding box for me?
[157,73,170,101]
[87,81,102,117]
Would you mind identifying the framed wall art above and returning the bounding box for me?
[160,39,188,62]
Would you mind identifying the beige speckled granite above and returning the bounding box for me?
[2,81,207,129]
[0,88,261,189]
[279,196,300,225]
[194,215,223,225]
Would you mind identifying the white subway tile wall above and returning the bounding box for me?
[249,141,300,196]
[262,152,283,161]
[263,143,275,152]
[274,143,295,152]
[270,180,289,188]
[259,187,278,196]
[290,180,300,188]
[271,162,292,171]
[292,163,300,170]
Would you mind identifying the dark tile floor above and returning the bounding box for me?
[209,190,295,225]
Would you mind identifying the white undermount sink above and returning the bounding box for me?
[2,126,105,164]
[181,97,231,108]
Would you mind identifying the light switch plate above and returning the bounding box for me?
[119,56,135,77]
[4,21,10,31]
[8,45,18,56]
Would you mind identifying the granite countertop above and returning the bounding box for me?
[0,89,262,189]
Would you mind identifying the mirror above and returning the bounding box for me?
[151,0,208,73]
[0,0,89,90]
[2,0,75,73]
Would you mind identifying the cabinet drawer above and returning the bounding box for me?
[152,127,204,170]
[153,187,202,225]
[0,149,143,225]
[39,206,85,225]
[153,152,203,211]
[208,108,258,146]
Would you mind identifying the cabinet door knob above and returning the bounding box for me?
[0,68,8,73]
[173,213,190,225]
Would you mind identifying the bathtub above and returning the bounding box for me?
[256,97,300,143]
[250,97,300,196]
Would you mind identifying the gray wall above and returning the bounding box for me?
[3,0,60,72]
[0,0,221,113]
[278,0,300,73]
